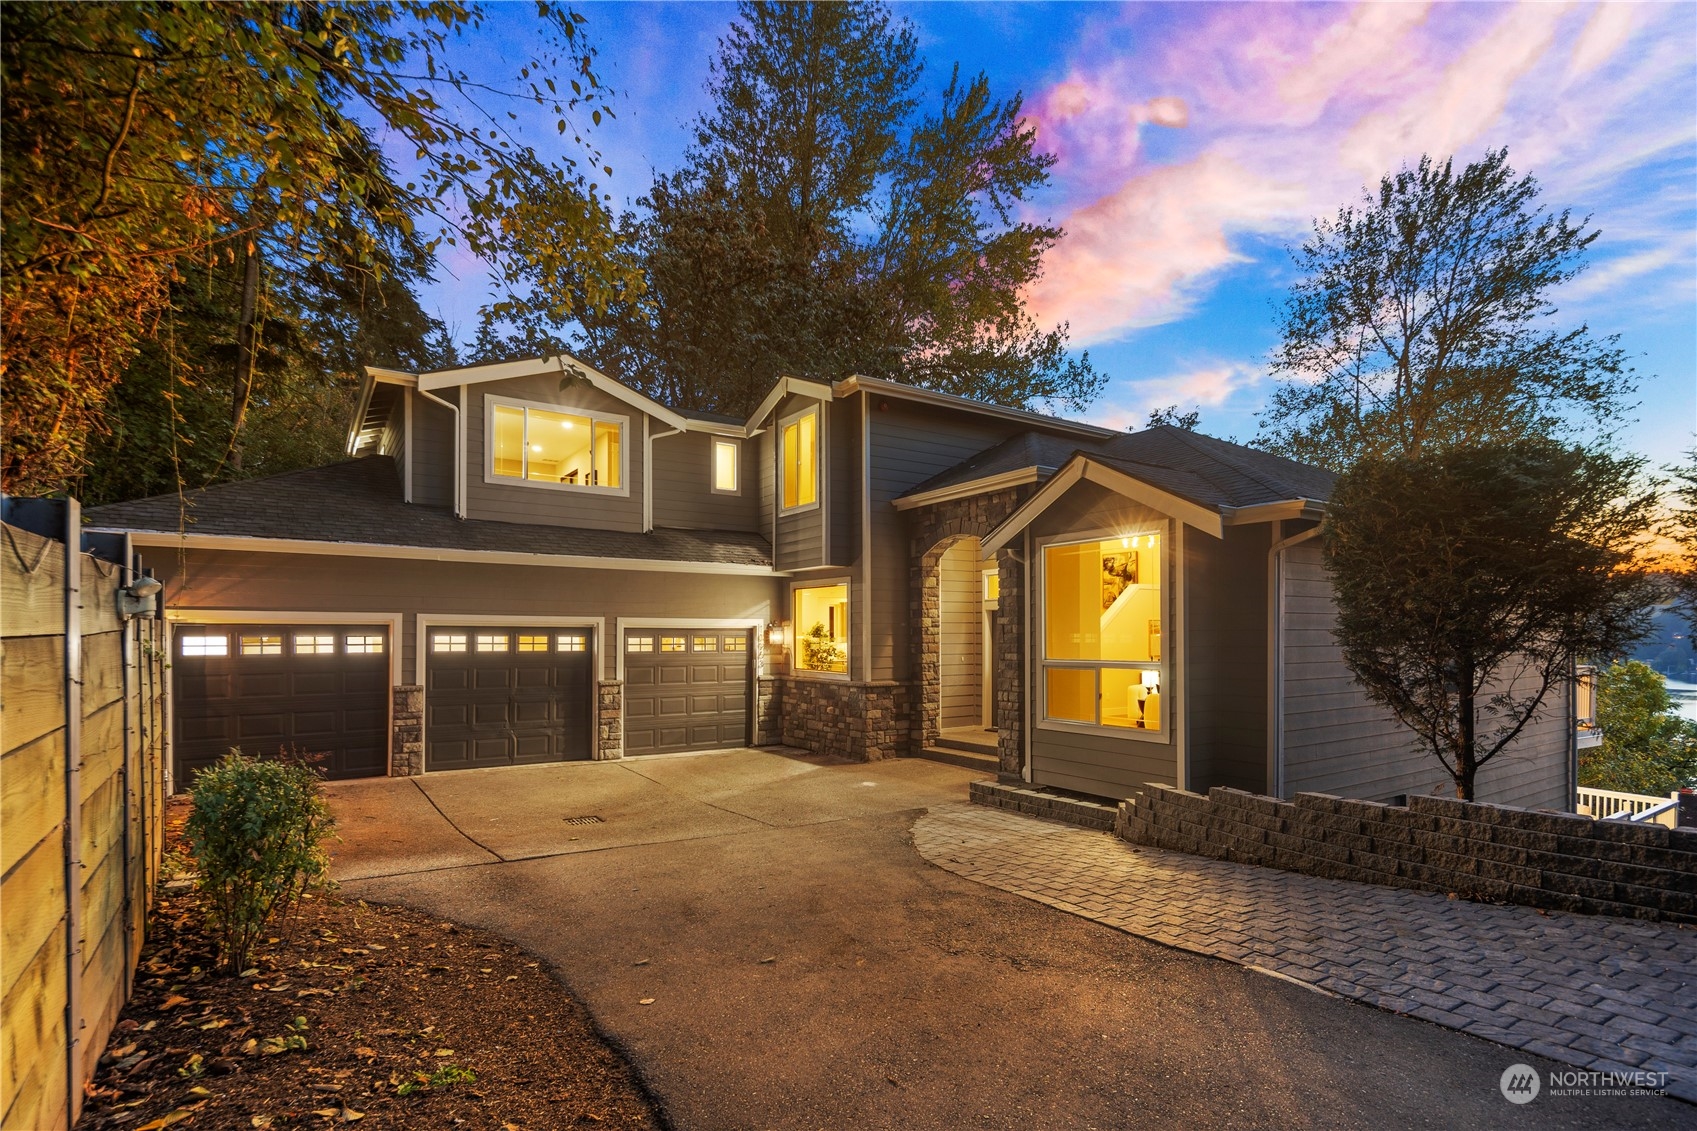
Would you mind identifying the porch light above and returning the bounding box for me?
[765,622,787,648]
[118,572,163,619]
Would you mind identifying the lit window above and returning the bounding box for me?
[1576,665,1597,730]
[476,634,510,652]
[557,633,588,652]
[723,635,748,653]
[1041,532,1164,731]
[693,635,718,652]
[660,636,686,652]
[780,409,818,510]
[712,439,739,493]
[346,634,384,654]
[984,570,1000,601]
[794,583,848,674]
[516,634,549,653]
[490,399,623,489]
[295,634,336,655]
[180,634,228,657]
[432,633,468,654]
[627,635,654,653]
[240,634,283,656]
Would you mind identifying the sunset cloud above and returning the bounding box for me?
[1024,1,1695,346]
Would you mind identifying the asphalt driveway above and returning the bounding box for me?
[327,748,1687,1130]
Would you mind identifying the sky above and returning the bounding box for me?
[411,1,1697,470]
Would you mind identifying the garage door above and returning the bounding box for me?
[623,629,751,755]
[172,624,390,785]
[425,628,593,771]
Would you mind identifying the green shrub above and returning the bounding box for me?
[184,750,336,974]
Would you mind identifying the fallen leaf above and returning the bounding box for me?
[251,1117,274,1129]
[135,1111,194,1130]
[312,1108,340,1118]
[160,995,191,1011]
[638,998,655,1006]
[433,1048,455,1057]
[759,956,776,964]
[353,1047,378,1058]
[186,1086,213,1098]
[340,1109,365,1122]
[632,958,649,966]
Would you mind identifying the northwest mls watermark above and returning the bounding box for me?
[1499,1063,1671,1103]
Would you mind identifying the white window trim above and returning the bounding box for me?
[711,437,741,495]
[788,577,852,681]
[483,393,632,497]
[1034,526,1172,744]
[777,406,821,515]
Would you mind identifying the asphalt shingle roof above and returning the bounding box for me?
[900,426,1336,511]
[84,457,773,567]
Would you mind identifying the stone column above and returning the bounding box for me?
[994,547,1025,780]
[391,684,424,776]
[596,679,623,760]
[754,675,779,745]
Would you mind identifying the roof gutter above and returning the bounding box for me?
[890,466,1052,511]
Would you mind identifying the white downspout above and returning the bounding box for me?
[417,386,463,519]
[644,418,682,533]
[1267,523,1322,798]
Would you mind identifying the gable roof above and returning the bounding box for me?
[84,457,774,573]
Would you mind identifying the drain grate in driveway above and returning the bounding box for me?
[562,815,604,826]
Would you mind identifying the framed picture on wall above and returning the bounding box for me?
[1100,551,1139,609]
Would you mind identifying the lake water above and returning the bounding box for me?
[1666,679,1697,724]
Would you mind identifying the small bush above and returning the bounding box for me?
[185,750,336,974]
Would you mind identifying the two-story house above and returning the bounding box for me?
[86,353,1577,809]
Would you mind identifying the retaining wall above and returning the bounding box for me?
[1115,783,1697,924]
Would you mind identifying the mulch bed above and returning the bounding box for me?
[77,802,664,1130]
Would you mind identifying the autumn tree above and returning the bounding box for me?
[490,0,1102,416]
[1255,150,1635,470]
[1323,441,1657,800]
[1,1,634,494]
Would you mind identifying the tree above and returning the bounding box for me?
[1665,448,1697,644]
[1323,441,1658,800]
[1581,661,1697,796]
[491,0,1103,416]
[1255,150,1635,470]
[1,1,634,494]
[1146,406,1200,430]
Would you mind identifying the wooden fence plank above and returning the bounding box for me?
[0,524,65,639]
[78,555,123,638]
[79,700,124,806]
[1,730,65,877]
[0,635,65,753]
[79,630,124,716]
[0,919,69,1131]
[0,835,66,1004]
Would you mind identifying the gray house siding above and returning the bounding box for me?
[462,372,646,532]
[1027,480,1180,799]
[1278,540,1571,809]
[409,392,455,508]
[772,393,828,572]
[159,548,780,682]
[1184,523,1270,794]
[868,402,1018,681]
[650,431,760,532]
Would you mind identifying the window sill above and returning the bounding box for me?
[483,472,631,498]
[1036,719,1170,744]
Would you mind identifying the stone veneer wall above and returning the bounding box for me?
[755,675,779,747]
[908,485,1032,764]
[778,677,911,761]
[596,679,622,760]
[1116,783,1697,924]
[391,685,423,776]
[992,546,1025,779]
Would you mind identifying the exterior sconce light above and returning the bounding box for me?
[118,571,163,619]
[765,622,787,648]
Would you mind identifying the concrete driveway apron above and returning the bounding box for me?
[326,749,1690,1130]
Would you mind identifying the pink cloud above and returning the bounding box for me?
[1093,361,1268,431]
[1025,1,1694,344]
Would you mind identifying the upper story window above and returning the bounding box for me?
[712,438,740,494]
[1040,530,1166,734]
[780,407,819,511]
[489,396,625,492]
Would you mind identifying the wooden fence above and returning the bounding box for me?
[2,500,166,1131]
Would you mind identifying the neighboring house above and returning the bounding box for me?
[84,354,1577,809]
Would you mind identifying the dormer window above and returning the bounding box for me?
[712,438,740,494]
[488,396,626,492]
[780,407,819,511]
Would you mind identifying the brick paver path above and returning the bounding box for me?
[913,804,1697,1103]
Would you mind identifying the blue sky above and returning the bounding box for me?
[413,1,1696,470]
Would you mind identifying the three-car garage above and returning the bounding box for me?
[172,619,758,786]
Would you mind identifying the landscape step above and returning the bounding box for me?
[916,745,999,773]
[934,734,998,756]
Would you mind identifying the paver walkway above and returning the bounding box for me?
[913,803,1697,1104]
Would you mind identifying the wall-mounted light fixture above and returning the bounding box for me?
[117,571,163,620]
[765,622,787,649]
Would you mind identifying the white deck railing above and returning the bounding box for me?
[1576,786,1678,821]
